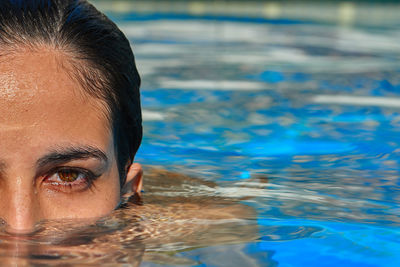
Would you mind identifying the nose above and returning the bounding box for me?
[0,177,41,234]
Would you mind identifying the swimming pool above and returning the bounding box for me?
[2,2,400,266]
[124,7,400,267]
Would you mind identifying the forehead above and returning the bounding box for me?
[0,47,112,152]
[0,48,103,111]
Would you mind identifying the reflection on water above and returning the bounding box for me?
[1,168,397,265]
[0,169,259,265]
[115,11,400,266]
[2,7,400,266]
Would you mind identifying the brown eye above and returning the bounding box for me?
[44,167,98,193]
[58,170,79,182]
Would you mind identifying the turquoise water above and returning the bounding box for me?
[115,12,400,266]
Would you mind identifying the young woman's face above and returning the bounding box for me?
[0,48,142,233]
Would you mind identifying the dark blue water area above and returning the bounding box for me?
[247,70,311,84]
[172,220,400,267]
[256,220,400,267]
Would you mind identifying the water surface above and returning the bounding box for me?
[3,9,400,267]
[127,14,400,266]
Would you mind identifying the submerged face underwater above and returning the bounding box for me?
[0,0,399,266]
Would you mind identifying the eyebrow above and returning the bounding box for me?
[36,145,109,170]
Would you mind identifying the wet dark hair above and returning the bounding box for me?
[0,0,142,185]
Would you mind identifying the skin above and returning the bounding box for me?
[0,46,143,234]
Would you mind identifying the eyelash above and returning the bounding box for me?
[43,167,100,193]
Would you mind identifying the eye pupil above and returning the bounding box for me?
[59,170,79,182]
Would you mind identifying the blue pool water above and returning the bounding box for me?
[108,9,400,267]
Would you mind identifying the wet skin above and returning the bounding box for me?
[0,46,143,233]
[0,168,259,265]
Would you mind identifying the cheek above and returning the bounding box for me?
[39,169,121,220]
